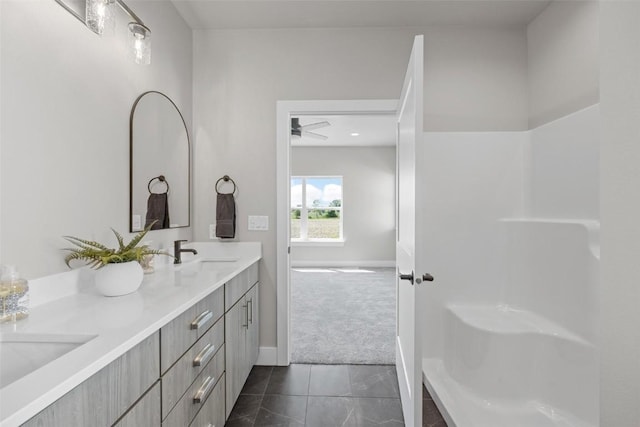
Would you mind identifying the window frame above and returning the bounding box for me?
[290,175,344,244]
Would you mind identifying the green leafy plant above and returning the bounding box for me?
[63,222,171,269]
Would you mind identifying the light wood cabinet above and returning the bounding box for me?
[225,279,260,418]
[22,261,259,427]
[162,317,224,419]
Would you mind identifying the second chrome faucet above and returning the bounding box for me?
[174,240,198,264]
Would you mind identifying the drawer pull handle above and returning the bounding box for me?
[193,375,216,404]
[193,343,216,367]
[248,298,253,324]
[242,303,248,329]
[191,310,213,330]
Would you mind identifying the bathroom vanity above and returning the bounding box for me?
[0,242,261,427]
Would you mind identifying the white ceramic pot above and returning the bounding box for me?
[95,261,144,297]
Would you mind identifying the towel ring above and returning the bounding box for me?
[216,175,237,195]
[148,175,170,194]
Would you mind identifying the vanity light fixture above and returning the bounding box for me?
[350,133,360,137]
[54,0,152,65]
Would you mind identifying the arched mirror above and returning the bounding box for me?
[130,91,190,232]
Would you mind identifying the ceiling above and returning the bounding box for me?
[291,114,396,147]
[171,0,551,30]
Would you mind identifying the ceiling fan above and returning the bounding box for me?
[291,118,330,140]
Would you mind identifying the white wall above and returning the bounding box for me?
[527,1,599,128]
[290,146,395,265]
[193,25,528,348]
[0,0,193,278]
[600,2,640,425]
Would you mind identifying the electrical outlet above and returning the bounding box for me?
[209,224,216,239]
[132,215,141,230]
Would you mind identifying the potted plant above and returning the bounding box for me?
[63,223,171,297]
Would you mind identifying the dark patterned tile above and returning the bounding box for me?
[242,366,274,395]
[305,396,358,427]
[422,397,447,427]
[265,365,311,396]
[253,395,307,426]
[349,365,400,398]
[356,397,404,426]
[309,365,352,397]
[227,394,263,426]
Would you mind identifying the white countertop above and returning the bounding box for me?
[0,242,261,427]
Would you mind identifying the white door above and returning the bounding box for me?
[396,35,430,427]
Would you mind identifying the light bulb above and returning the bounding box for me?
[86,0,115,36]
[128,23,151,65]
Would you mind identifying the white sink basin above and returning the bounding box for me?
[0,333,96,388]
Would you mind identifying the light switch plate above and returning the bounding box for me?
[209,224,216,239]
[248,215,269,231]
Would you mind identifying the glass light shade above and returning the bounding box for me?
[129,23,151,65]
[85,0,115,36]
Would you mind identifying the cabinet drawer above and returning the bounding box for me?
[225,262,259,310]
[23,332,159,427]
[161,286,224,373]
[163,344,225,427]
[114,381,161,427]
[162,316,224,419]
[189,373,225,427]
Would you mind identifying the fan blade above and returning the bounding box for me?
[303,131,328,140]
[300,121,330,131]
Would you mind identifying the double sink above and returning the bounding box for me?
[0,257,239,390]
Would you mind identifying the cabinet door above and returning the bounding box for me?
[246,284,259,369]
[114,381,161,427]
[225,296,248,418]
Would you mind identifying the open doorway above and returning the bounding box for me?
[276,100,398,365]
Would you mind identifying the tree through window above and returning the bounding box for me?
[291,176,343,242]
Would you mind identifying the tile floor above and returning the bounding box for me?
[225,364,447,426]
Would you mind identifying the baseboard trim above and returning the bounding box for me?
[290,260,395,268]
[256,346,278,365]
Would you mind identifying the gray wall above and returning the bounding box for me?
[290,146,395,265]
[527,0,599,128]
[193,25,528,349]
[600,2,640,426]
[0,0,193,278]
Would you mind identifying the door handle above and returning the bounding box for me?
[398,271,414,285]
[399,271,435,285]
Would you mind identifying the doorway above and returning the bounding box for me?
[275,100,398,366]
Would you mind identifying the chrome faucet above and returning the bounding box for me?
[174,240,198,264]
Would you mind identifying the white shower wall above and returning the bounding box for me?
[421,105,600,426]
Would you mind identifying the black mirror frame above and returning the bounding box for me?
[129,90,191,232]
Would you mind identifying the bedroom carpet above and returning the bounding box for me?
[290,267,396,364]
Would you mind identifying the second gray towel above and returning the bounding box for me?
[216,193,236,238]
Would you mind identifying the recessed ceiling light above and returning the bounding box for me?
[350,133,360,137]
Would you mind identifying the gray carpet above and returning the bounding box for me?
[291,267,396,364]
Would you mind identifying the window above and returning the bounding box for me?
[291,176,343,242]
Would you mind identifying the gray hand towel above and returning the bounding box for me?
[145,193,170,230]
[216,193,236,238]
